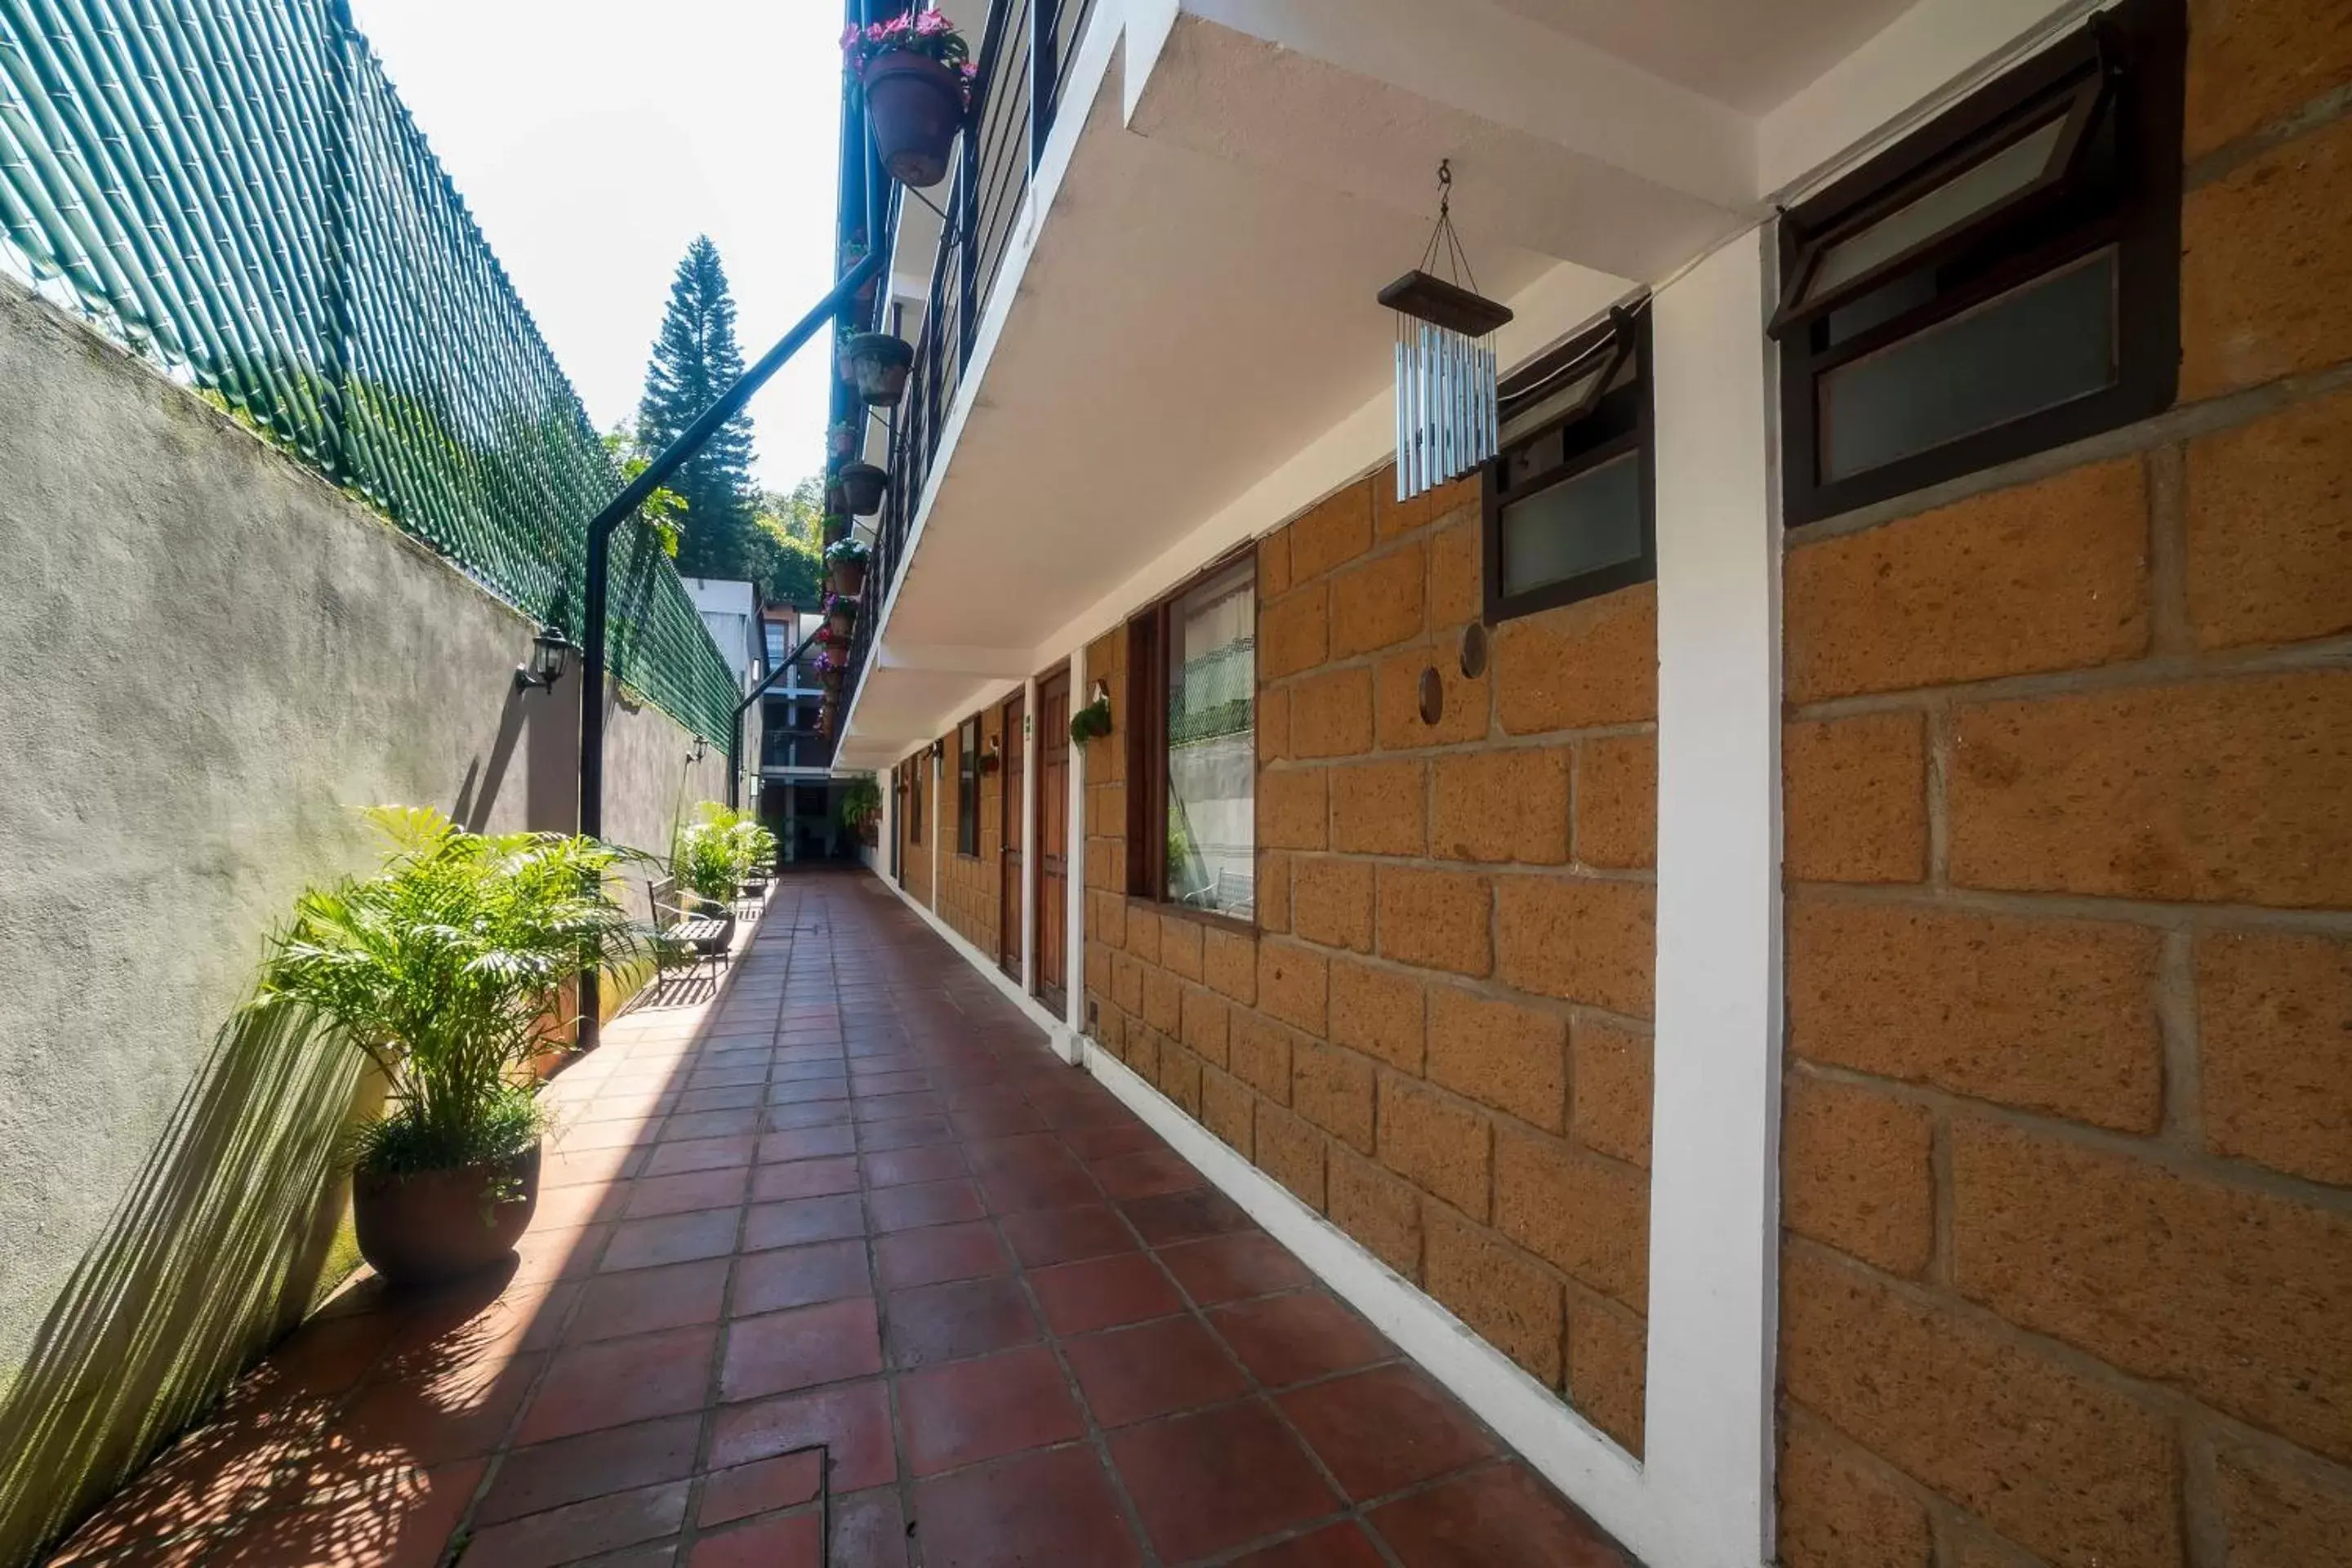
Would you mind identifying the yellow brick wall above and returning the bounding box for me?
[1776,3,2352,1561]
[1084,468,1656,1453]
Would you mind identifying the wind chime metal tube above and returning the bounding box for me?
[1379,162,1512,502]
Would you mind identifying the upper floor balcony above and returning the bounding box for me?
[826,0,2093,769]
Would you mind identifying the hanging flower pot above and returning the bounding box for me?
[838,461,889,516]
[821,513,851,550]
[840,332,915,407]
[827,420,858,461]
[826,595,858,641]
[826,537,871,599]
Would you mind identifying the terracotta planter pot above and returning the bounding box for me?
[828,607,857,639]
[838,461,888,516]
[840,332,914,408]
[827,425,857,461]
[354,1142,541,1290]
[862,51,965,189]
[822,516,850,550]
[828,556,868,598]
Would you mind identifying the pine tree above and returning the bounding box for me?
[636,237,759,580]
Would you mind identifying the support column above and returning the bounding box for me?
[1062,642,1088,1057]
[1642,227,1782,1567]
[929,742,942,911]
[1020,672,1040,994]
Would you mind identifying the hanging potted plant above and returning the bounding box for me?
[244,808,650,1288]
[826,593,859,641]
[827,419,859,461]
[838,461,889,516]
[1070,686,1113,744]
[817,647,846,697]
[843,11,975,189]
[822,511,852,550]
[840,332,915,407]
[826,537,871,598]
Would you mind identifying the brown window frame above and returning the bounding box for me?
[903,755,924,845]
[956,715,982,858]
[1481,304,1655,625]
[1126,546,1258,931]
[1774,0,2185,526]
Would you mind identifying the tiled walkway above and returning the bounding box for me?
[52,869,1631,1567]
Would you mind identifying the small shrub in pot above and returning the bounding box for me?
[246,808,651,1289]
[825,537,871,597]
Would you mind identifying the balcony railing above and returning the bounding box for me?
[762,723,838,773]
[835,0,1097,723]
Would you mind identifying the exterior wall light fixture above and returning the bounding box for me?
[514,624,572,692]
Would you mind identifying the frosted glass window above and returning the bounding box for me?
[1499,451,1643,599]
[1801,114,2074,307]
[1820,249,2116,483]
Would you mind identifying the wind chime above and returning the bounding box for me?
[1379,161,1512,501]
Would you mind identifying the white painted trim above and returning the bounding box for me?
[1079,1040,1652,1535]
[1021,673,1040,995]
[1641,226,1784,1568]
[1060,641,1089,1063]
[870,865,1077,1053]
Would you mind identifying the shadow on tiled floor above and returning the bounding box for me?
[47,868,1633,1567]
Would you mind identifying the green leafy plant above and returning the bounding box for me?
[674,803,777,900]
[824,537,871,565]
[840,774,883,831]
[1069,694,1113,744]
[247,808,650,1177]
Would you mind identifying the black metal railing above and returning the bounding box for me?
[761,727,835,771]
[832,0,1096,724]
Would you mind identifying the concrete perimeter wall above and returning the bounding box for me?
[0,278,727,1560]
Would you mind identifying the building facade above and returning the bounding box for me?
[827,1,2352,1562]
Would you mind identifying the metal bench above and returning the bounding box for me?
[648,875,735,980]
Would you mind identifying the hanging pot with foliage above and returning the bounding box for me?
[827,420,859,461]
[826,594,859,640]
[1069,693,1113,745]
[844,13,974,189]
[838,461,889,516]
[826,537,871,598]
[821,512,852,550]
[840,332,915,407]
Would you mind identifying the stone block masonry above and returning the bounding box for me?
[1775,6,2352,1558]
[1083,468,1658,1456]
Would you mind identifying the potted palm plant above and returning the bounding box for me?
[840,332,915,407]
[247,808,649,1289]
[826,537,871,597]
[838,461,889,516]
[843,11,975,189]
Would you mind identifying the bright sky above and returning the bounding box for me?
[349,0,844,495]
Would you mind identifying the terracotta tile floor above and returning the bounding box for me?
[51,869,1633,1568]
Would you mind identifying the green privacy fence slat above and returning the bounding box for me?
[0,0,738,744]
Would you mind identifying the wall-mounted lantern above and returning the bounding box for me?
[514,623,572,692]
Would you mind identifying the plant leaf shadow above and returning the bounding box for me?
[0,1004,363,1564]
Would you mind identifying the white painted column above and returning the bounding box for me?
[1062,642,1089,1057]
[1020,673,1040,993]
[1642,228,1783,1567]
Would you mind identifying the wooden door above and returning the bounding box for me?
[998,691,1025,978]
[1034,669,1070,1013]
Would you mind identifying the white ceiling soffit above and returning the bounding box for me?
[1481,0,1921,116]
[1129,3,1753,278]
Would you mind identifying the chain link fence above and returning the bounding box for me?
[0,0,737,742]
